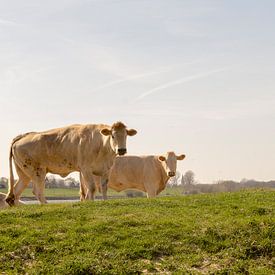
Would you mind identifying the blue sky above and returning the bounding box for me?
[1,0,275,182]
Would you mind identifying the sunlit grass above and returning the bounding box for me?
[0,190,274,274]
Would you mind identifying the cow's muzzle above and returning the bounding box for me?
[117,148,127,155]
[168,171,175,177]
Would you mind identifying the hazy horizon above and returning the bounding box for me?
[1,0,275,183]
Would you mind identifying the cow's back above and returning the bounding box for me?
[11,124,109,176]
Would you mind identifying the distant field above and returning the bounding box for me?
[0,190,274,274]
[1,187,80,198]
[0,186,185,199]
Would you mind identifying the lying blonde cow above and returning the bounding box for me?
[0,192,24,209]
[107,151,185,198]
[0,192,10,209]
[6,122,137,205]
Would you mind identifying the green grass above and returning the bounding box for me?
[0,190,274,274]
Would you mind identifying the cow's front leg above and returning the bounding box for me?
[100,177,108,200]
[81,171,96,201]
[79,173,87,201]
[146,186,157,198]
[30,168,47,204]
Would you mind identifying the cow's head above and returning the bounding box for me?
[158,151,185,177]
[101,121,137,155]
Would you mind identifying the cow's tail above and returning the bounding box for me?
[5,132,32,206]
[6,145,15,206]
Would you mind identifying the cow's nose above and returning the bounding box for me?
[118,148,127,155]
[168,171,175,177]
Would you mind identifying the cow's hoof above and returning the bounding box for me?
[5,195,15,206]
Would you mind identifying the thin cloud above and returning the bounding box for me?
[2,66,52,95]
[93,68,170,92]
[15,66,52,84]
[135,67,229,102]
[0,18,20,26]
[92,60,202,92]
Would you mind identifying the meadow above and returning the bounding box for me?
[0,190,274,274]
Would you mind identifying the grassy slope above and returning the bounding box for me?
[0,190,274,274]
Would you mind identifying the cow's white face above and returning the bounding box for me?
[101,122,137,156]
[158,152,185,177]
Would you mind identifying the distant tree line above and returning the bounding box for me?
[182,178,275,194]
[45,175,79,188]
[1,171,274,195]
[0,177,8,188]
[166,170,275,194]
[0,175,79,189]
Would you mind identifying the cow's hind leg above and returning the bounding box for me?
[31,169,47,204]
[7,164,31,206]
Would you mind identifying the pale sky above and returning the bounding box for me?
[1,0,275,183]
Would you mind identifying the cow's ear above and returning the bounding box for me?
[177,154,185,160]
[158,156,166,161]
[101,128,112,136]
[127,129,137,136]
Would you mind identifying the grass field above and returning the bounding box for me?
[0,190,274,274]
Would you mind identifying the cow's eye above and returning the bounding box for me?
[111,135,115,139]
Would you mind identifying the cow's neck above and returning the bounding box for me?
[102,135,115,156]
[92,135,116,175]
[159,163,169,187]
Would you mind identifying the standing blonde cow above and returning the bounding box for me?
[107,151,185,198]
[6,122,137,205]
